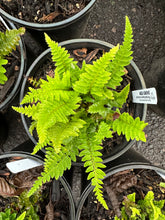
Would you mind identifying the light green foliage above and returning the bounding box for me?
[115,191,165,220]
[113,112,147,142]
[16,212,26,220]
[0,208,17,220]
[13,16,148,209]
[0,189,41,220]
[16,190,40,220]
[160,182,165,188]
[0,27,25,84]
[0,209,25,220]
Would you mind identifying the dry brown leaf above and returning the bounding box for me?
[8,166,43,188]
[73,48,87,58]
[0,177,16,197]
[39,11,61,22]
[44,201,54,220]
[85,48,100,64]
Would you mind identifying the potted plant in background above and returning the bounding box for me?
[0,16,25,148]
[0,0,97,45]
[0,16,26,111]
[13,16,148,209]
[0,150,75,219]
[75,161,165,219]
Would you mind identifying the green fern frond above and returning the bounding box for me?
[47,118,86,153]
[0,58,8,84]
[32,139,50,155]
[73,45,119,96]
[36,93,81,144]
[45,33,77,79]
[107,16,133,88]
[20,87,41,105]
[13,103,40,120]
[0,27,25,84]
[0,27,25,57]
[88,84,130,117]
[112,112,148,142]
[79,122,113,210]
[108,83,130,108]
[28,145,78,197]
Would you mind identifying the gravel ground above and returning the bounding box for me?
[1,0,165,168]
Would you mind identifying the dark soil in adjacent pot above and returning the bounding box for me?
[19,39,147,163]
[0,153,75,219]
[77,166,165,220]
[0,18,26,111]
[1,0,91,24]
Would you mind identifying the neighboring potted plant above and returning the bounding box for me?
[0,16,26,111]
[13,16,148,208]
[75,162,165,219]
[0,150,75,219]
[0,0,97,43]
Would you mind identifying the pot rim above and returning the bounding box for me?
[0,0,97,30]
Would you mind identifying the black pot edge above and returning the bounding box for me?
[0,16,26,111]
[0,0,97,31]
[18,38,147,162]
[75,163,165,220]
[0,151,76,220]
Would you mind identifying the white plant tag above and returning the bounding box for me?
[6,158,42,174]
[132,88,157,104]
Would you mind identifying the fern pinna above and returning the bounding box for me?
[13,16,148,209]
[0,27,25,84]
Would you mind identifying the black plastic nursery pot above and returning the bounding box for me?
[75,158,165,220]
[0,0,97,43]
[19,38,147,163]
[0,150,75,219]
[0,112,8,146]
[0,16,26,111]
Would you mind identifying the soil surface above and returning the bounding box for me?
[1,0,90,23]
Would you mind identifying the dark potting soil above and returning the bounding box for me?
[22,46,136,161]
[80,169,165,220]
[0,21,21,104]
[0,156,70,219]
[1,0,91,23]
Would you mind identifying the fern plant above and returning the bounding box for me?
[0,27,25,84]
[114,191,165,220]
[13,16,148,209]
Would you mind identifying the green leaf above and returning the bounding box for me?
[112,112,148,142]
[73,45,119,96]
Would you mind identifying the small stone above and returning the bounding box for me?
[132,8,136,13]
[14,66,19,71]
[76,3,80,9]
[111,27,116,33]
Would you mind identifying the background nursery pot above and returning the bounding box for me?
[76,160,165,220]
[19,38,147,163]
[0,150,75,220]
[0,16,26,111]
[0,0,97,44]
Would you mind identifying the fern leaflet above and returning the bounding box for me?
[112,112,148,142]
[0,27,25,84]
[106,16,133,88]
